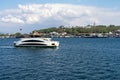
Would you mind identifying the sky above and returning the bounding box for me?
[0,0,120,33]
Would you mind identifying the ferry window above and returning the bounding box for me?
[23,40,43,42]
[52,43,55,45]
[21,44,46,45]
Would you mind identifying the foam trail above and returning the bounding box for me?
[0,45,14,49]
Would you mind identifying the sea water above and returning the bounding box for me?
[0,38,120,80]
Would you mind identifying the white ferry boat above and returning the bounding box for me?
[14,38,59,48]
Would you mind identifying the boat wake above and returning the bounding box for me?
[0,45,14,49]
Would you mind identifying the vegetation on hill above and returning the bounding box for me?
[32,25,120,35]
[1,25,120,38]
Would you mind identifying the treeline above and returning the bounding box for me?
[33,25,120,35]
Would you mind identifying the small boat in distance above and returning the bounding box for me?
[14,38,59,48]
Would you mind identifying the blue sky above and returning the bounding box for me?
[0,0,120,33]
[1,0,120,9]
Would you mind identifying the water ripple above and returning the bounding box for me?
[1,38,120,80]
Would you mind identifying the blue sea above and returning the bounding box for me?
[0,38,120,80]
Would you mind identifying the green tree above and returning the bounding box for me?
[14,32,21,36]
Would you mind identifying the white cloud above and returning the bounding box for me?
[0,3,120,33]
[0,15,24,24]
